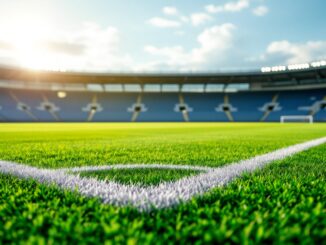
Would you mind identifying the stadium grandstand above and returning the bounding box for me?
[0,62,326,122]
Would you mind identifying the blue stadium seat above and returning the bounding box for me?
[1,88,325,122]
[138,93,183,122]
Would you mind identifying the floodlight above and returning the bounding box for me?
[57,91,67,98]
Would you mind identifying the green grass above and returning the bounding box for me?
[0,123,326,168]
[76,168,200,186]
[0,123,325,244]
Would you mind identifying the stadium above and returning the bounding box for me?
[1,63,326,122]
[0,1,326,244]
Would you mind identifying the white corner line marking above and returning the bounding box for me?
[1,137,326,211]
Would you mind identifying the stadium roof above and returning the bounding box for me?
[0,65,325,85]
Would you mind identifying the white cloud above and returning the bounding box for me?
[140,23,236,71]
[0,22,133,71]
[266,40,326,64]
[248,40,326,66]
[206,0,250,13]
[149,7,212,29]
[148,17,181,28]
[190,13,212,26]
[253,6,269,16]
[163,6,178,16]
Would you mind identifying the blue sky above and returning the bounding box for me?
[0,0,325,72]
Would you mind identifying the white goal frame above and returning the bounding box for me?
[280,115,313,124]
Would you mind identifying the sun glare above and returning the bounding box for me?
[4,13,55,70]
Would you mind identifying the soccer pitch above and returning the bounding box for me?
[0,123,325,243]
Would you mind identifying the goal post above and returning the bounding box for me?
[280,115,314,124]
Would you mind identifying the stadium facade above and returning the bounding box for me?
[0,64,325,122]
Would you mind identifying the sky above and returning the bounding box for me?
[0,0,325,72]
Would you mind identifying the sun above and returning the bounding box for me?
[3,13,55,70]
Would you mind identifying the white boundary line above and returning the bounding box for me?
[0,136,326,211]
[63,164,213,173]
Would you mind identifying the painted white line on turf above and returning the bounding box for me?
[63,164,213,173]
[0,136,326,211]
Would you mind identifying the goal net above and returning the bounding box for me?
[280,115,313,124]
